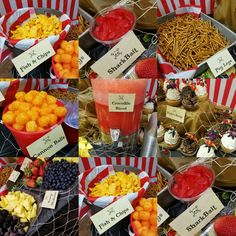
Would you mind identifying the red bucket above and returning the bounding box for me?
[3,101,65,156]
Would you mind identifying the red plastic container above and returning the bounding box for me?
[3,101,65,156]
[62,122,78,144]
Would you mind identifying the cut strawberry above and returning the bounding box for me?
[214,215,236,236]
[26,179,36,188]
[135,58,158,79]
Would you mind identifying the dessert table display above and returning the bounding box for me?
[158,78,236,158]
[158,157,236,236]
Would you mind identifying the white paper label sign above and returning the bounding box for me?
[207,49,235,77]
[169,189,224,236]
[0,92,5,102]
[26,125,68,158]
[79,47,91,69]
[90,197,134,235]
[91,31,145,78]
[42,191,59,209]
[166,105,186,123]
[20,157,32,172]
[8,170,20,182]
[158,204,170,226]
[109,93,135,112]
[12,39,55,77]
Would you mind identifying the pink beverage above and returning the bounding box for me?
[91,79,148,137]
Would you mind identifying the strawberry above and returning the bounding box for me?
[214,215,236,236]
[31,167,38,176]
[135,58,158,79]
[39,165,45,177]
[26,179,36,188]
[33,159,43,167]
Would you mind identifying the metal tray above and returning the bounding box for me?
[157,12,236,77]
[79,7,98,53]
[158,165,176,210]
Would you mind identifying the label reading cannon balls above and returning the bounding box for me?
[12,39,55,77]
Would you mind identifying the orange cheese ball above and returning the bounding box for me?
[3,90,67,132]
[53,40,78,78]
[132,198,157,236]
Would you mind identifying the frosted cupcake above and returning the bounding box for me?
[221,129,236,153]
[157,121,165,143]
[143,101,154,115]
[195,80,208,102]
[164,127,180,150]
[180,133,198,156]
[165,84,181,107]
[196,140,216,158]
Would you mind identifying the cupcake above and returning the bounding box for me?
[164,127,180,150]
[180,133,198,156]
[214,107,233,122]
[179,79,189,92]
[165,84,181,107]
[217,119,232,136]
[195,80,208,102]
[143,101,154,115]
[221,129,236,153]
[206,128,221,146]
[157,121,165,143]
[182,86,198,111]
[196,140,216,158]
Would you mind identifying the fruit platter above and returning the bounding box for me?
[0,157,78,235]
[0,2,79,79]
[79,157,157,236]
[158,157,236,236]
[157,78,236,158]
[0,79,78,157]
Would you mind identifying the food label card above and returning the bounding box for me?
[26,125,68,158]
[8,170,20,183]
[12,39,55,77]
[90,197,134,235]
[169,189,224,236]
[166,105,186,123]
[207,49,235,77]
[0,92,5,102]
[158,204,170,226]
[79,47,91,69]
[42,191,59,209]
[20,157,32,172]
[91,31,145,78]
[109,93,135,112]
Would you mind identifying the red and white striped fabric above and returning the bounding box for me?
[0,7,71,63]
[0,0,78,20]
[157,7,202,79]
[206,78,236,111]
[0,79,69,107]
[157,0,214,17]
[79,157,157,178]
[79,165,150,208]
[146,79,157,98]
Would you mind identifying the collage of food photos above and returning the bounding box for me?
[0,0,236,236]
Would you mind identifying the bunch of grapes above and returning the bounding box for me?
[0,209,28,236]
